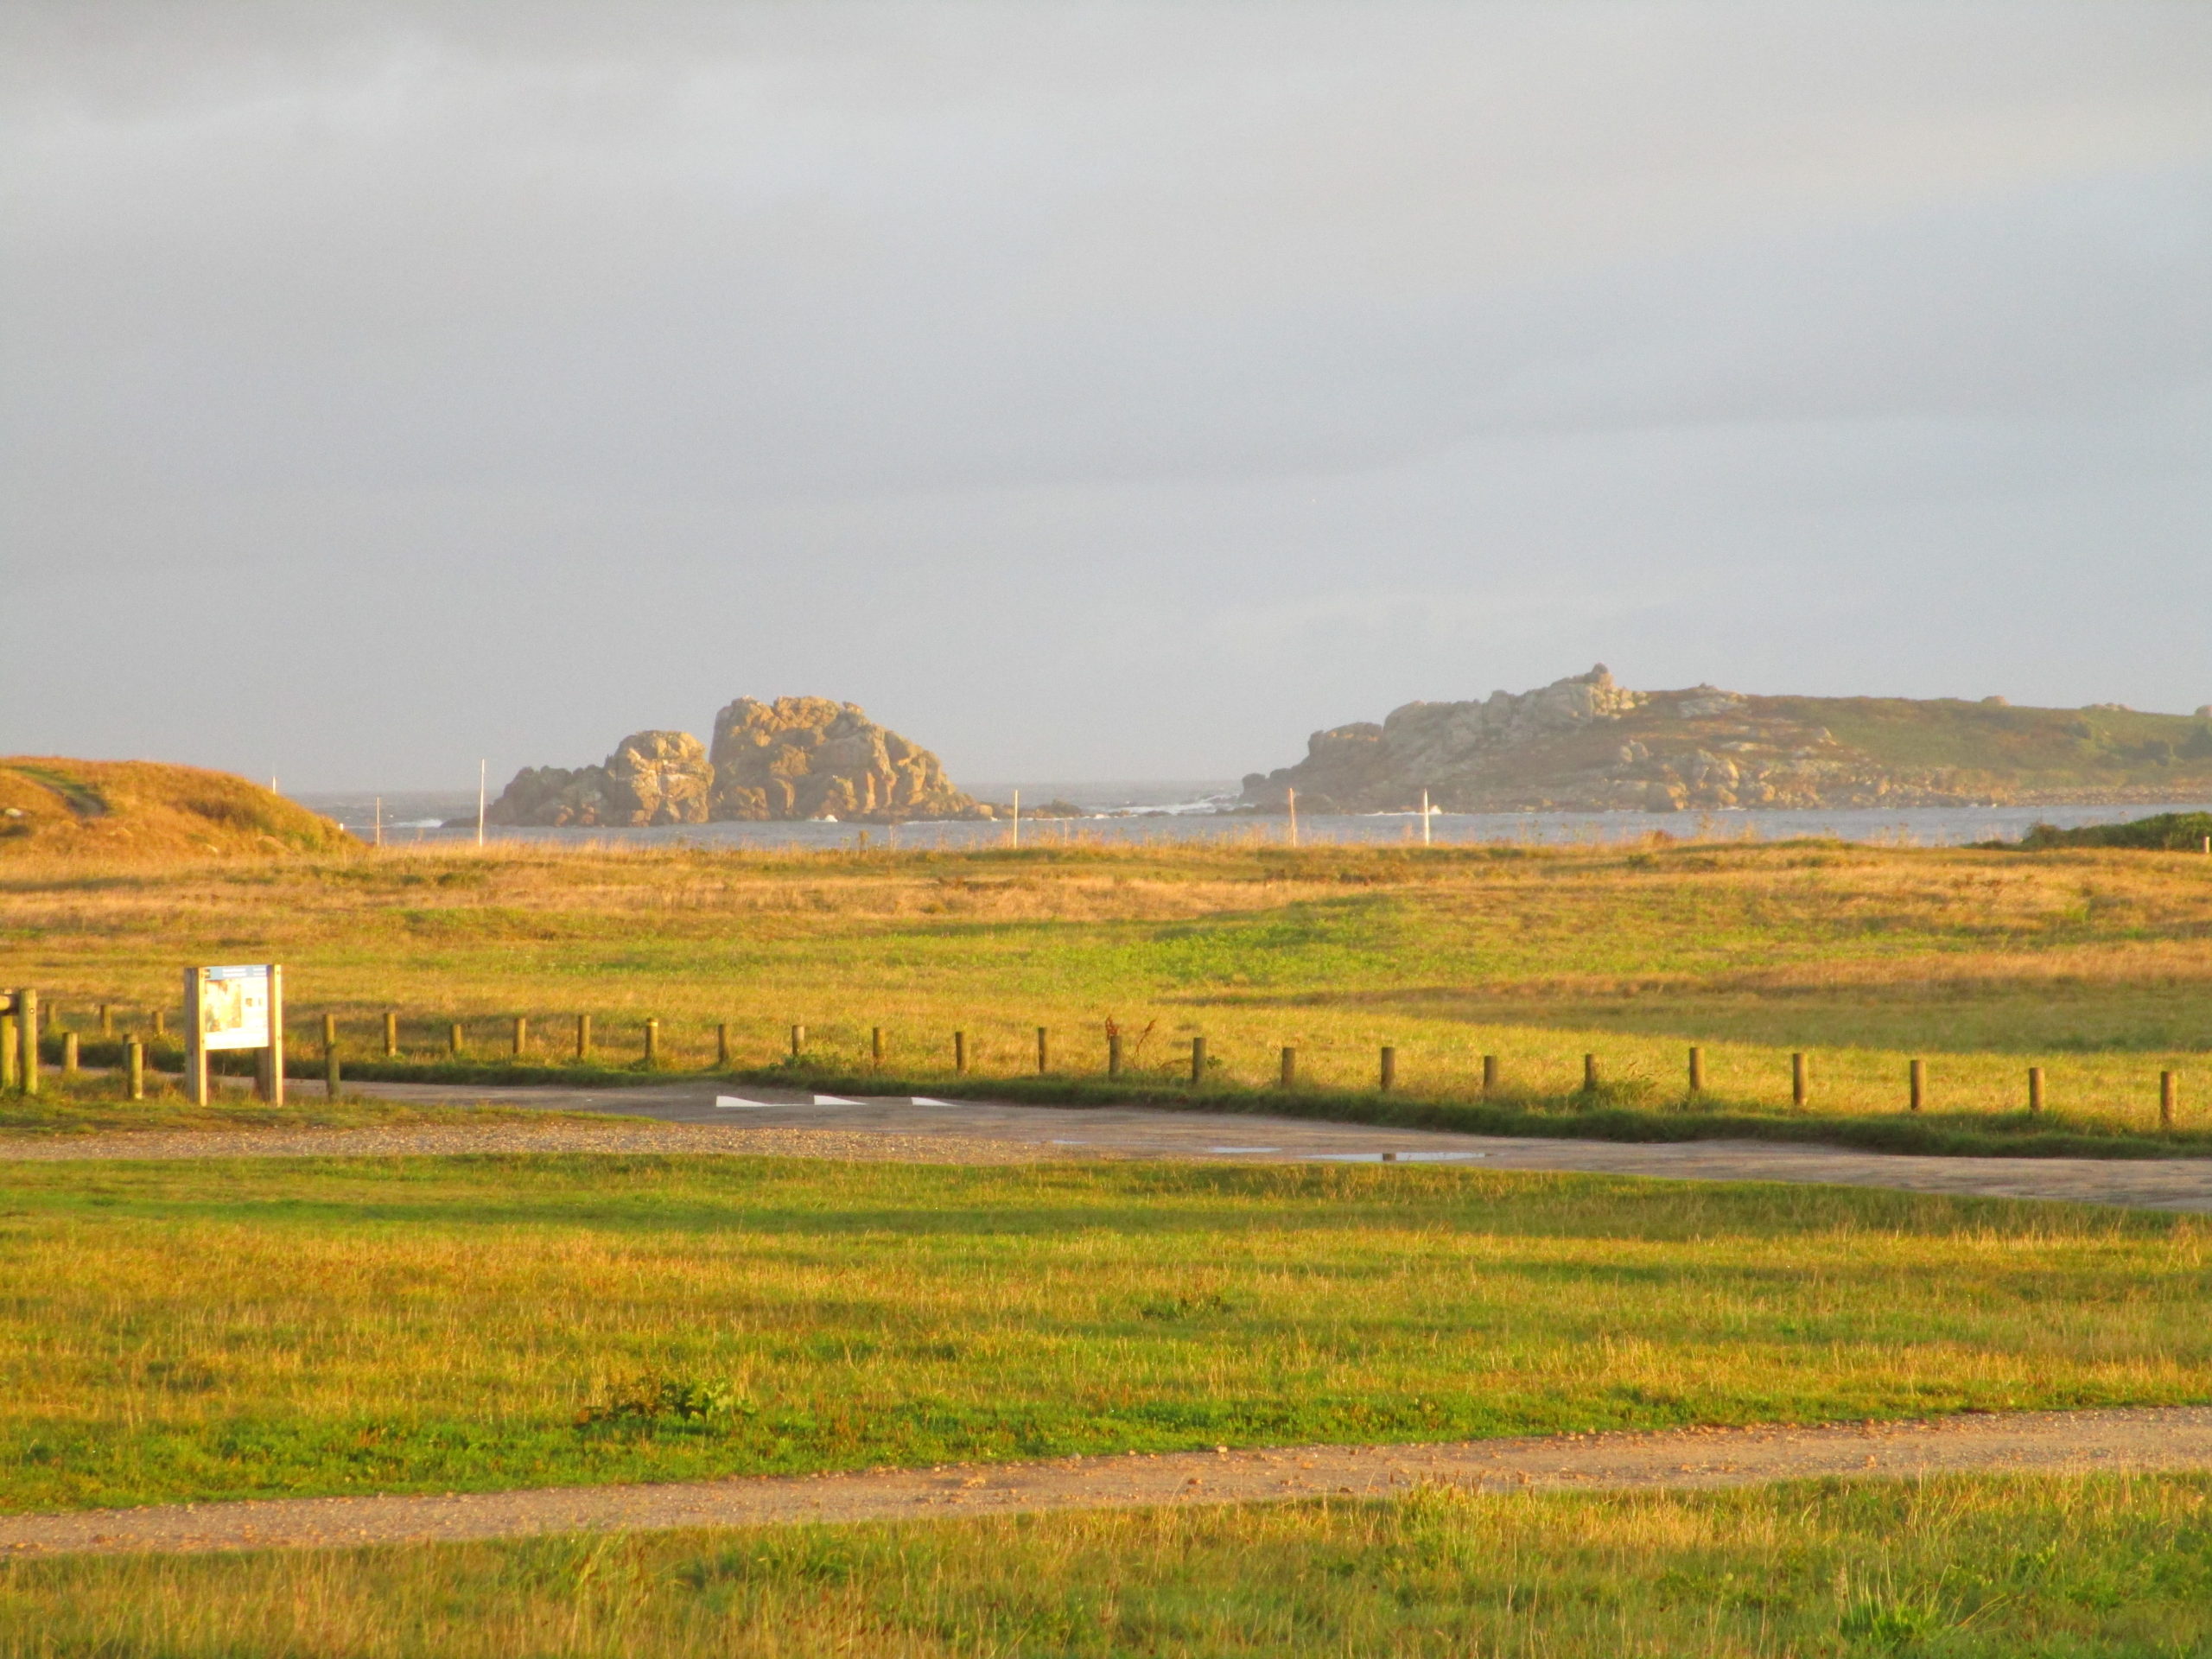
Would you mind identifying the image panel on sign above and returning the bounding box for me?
[200,965,270,1051]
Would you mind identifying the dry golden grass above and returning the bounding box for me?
[0,758,350,861]
[6,835,2212,1129]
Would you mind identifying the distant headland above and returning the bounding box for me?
[1240,667,2212,814]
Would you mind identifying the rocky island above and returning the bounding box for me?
[485,697,989,827]
[1241,667,2212,813]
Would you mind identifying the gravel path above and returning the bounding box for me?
[7,1408,2209,1558]
[8,1080,2212,1211]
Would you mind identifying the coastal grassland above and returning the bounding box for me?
[5,836,2212,1140]
[9,1475,2212,1656]
[0,1157,2204,1510]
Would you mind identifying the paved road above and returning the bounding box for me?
[333,1078,2212,1212]
[6,1407,2209,1557]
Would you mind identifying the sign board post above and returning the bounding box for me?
[185,964,283,1107]
[11,989,35,1097]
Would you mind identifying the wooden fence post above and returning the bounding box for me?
[1037,1027,1051,1075]
[1582,1053,1599,1093]
[575,1014,592,1061]
[1482,1054,1498,1095]
[99,1003,113,1037]
[790,1024,804,1058]
[1909,1058,1925,1114]
[644,1018,660,1066]
[1791,1052,1808,1108]
[2,1007,16,1093]
[152,1008,167,1039]
[384,1011,399,1058]
[324,1012,340,1097]
[1280,1046,1297,1089]
[2162,1071,2178,1129]
[1688,1046,1705,1094]
[1379,1046,1396,1091]
[60,1031,78,1080]
[871,1027,884,1068]
[449,1022,465,1058]
[126,1038,144,1101]
[1190,1037,1206,1084]
[2028,1066,2044,1115]
[718,1023,733,1067]
[513,1016,528,1056]
[1108,1032,1122,1077]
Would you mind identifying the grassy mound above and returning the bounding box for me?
[0,758,353,861]
[2010,811,2212,851]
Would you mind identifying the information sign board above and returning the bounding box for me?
[197,964,271,1052]
[183,962,283,1106]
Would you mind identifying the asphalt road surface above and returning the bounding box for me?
[316,1077,2212,1212]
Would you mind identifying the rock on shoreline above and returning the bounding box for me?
[484,701,988,827]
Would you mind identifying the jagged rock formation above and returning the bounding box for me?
[1242,667,2212,813]
[707,697,985,822]
[486,702,986,827]
[485,731,713,827]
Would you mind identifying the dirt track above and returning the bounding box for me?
[5,1408,2209,1558]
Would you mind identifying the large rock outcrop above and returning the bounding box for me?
[485,701,987,827]
[1241,668,2212,813]
[486,730,713,827]
[707,697,985,822]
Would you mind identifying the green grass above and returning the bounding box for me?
[9,1475,2212,1656]
[0,1156,2205,1512]
[0,1071,578,1137]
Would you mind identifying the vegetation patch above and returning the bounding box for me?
[2006,811,2212,852]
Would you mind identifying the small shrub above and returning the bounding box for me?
[575,1377,739,1431]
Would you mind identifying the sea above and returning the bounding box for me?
[294,784,2212,853]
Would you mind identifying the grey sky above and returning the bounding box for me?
[5,2,2209,791]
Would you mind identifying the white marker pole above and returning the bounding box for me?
[476,760,487,849]
[373,796,383,848]
[1421,788,1431,846]
[1011,789,1020,849]
[1287,786,1298,849]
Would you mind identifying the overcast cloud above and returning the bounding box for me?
[4,1,2209,790]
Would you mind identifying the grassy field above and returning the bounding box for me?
[6,836,2212,1147]
[7,837,2212,1650]
[6,1475,2212,1656]
[0,1155,2203,1512]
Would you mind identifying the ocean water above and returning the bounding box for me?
[296,788,2212,852]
